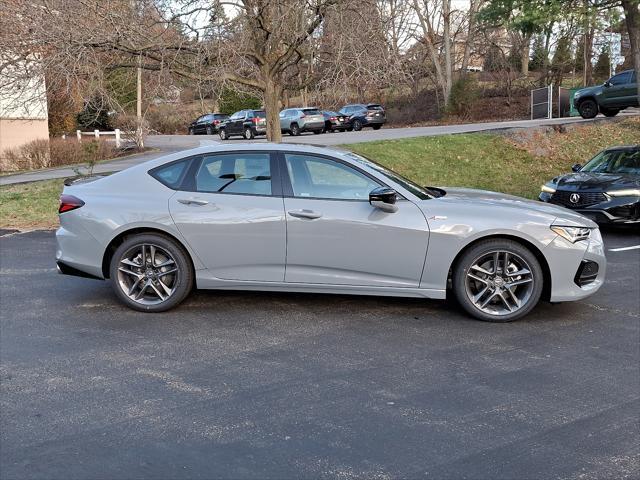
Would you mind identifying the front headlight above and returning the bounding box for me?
[541,184,556,194]
[606,188,640,197]
[550,225,592,243]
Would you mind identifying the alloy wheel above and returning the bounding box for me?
[464,250,534,316]
[117,243,178,305]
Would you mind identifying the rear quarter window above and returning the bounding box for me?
[149,159,191,189]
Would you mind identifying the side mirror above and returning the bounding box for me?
[571,163,582,172]
[369,187,398,213]
[603,81,612,88]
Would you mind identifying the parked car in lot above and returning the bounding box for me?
[56,144,605,322]
[339,103,386,131]
[218,110,266,140]
[540,145,640,225]
[188,113,229,135]
[574,69,638,119]
[279,107,325,135]
[322,111,348,132]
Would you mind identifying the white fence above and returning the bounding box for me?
[62,129,122,148]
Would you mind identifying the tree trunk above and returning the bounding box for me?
[622,0,640,99]
[461,0,479,76]
[520,33,531,77]
[264,77,282,143]
[583,0,594,87]
[443,0,453,103]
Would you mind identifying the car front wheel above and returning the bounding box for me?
[109,233,193,312]
[452,239,543,322]
[219,129,228,140]
[578,99,598,119]
[290,123,300,136]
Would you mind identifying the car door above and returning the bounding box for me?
[227,111,243,135]
[281,152,430,287]
[169,151,286,282]
[602,71,632,108]
[193,115,205,134]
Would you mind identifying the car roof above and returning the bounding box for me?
[604,144,639,152]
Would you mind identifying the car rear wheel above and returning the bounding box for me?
[188,127,194,135]
[372,125,382,130]
[452,239,543,322]
[244,127,255,140]
[290,123,300,136]
[109,234,193,312]
[313,129,322,134]
[578,99,598,119]
[219,129,228,140]
[352,119,363,131]
[601,108,619,117]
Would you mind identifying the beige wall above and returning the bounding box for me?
[0,118,50,170]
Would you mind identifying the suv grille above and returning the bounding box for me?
[550,190,606,208]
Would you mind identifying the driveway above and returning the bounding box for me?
[1,229,638,479]
[2,113,637,186]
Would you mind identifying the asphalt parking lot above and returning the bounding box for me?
[1,229,638,479]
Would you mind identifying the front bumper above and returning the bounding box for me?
[544,227,606,302]
[539,192,640,225]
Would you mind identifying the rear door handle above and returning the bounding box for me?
[288,209,322,219]
[177,198,209,206]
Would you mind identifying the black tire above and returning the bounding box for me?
[313,129,322,134]
[452,239,544,322]
[372,125,382,130]
[601,108,619,117]
[290,123,300,136]
[206,126,213,135]
[244,127,255,140]
[109,233,194,313]
[188,128,194,135]
[219,129,228,140]
[338,129,345,133]
[578,99,598,119]
[352,119,363,131]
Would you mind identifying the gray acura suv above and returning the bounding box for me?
[56,144,605,322]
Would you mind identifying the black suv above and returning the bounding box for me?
[188,113,229,135]
[219,110,267,140]
[574,69,638,119]
[339,104,386,131]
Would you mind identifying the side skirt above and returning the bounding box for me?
[195,275,447,300]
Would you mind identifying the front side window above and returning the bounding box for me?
[195,153,272,195]
[609,72,631,85]
[285,154,380,200]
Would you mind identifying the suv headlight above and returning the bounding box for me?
[606,189,640,197]
[551,225,592,243]
[541,184,556,194]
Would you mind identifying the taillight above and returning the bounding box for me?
[213,119,220,124]
[59,194,84,213]
[252,117,259,124]
[330,116,336,121]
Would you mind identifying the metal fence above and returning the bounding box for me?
[530,86,552,120]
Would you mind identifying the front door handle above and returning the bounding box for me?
[177,198,209,206]
[288,209,322,219]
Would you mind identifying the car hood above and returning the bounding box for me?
[431,187,595,227]
[575,85,601,97]
[552,172,640,192]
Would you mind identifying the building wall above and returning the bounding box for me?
[0,118,50,170]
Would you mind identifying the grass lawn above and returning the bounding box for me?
[1,118,638,230]
[346,117,640,199]
[0,179,64,230]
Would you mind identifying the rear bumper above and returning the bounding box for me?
[56,220,105,279]
[301,121,325,132]
[57,260,103,280]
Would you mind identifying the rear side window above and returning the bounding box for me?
[195,153,271,196]
[149,159,191,189]
[254,111,266,118]
[609,72,631,85]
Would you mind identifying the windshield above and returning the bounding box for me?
[344,152,432,199]
[302,108,321,115]
[581,149,640,174]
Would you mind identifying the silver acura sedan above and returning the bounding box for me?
[56,144,606,322]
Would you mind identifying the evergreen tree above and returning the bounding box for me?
[593,47,611,81]
[529,35,547,71]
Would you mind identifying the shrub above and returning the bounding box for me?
[446,76,480,118]
[218,88,262,114]
[1,138,118,172]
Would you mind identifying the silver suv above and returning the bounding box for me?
[279,107,325,136]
